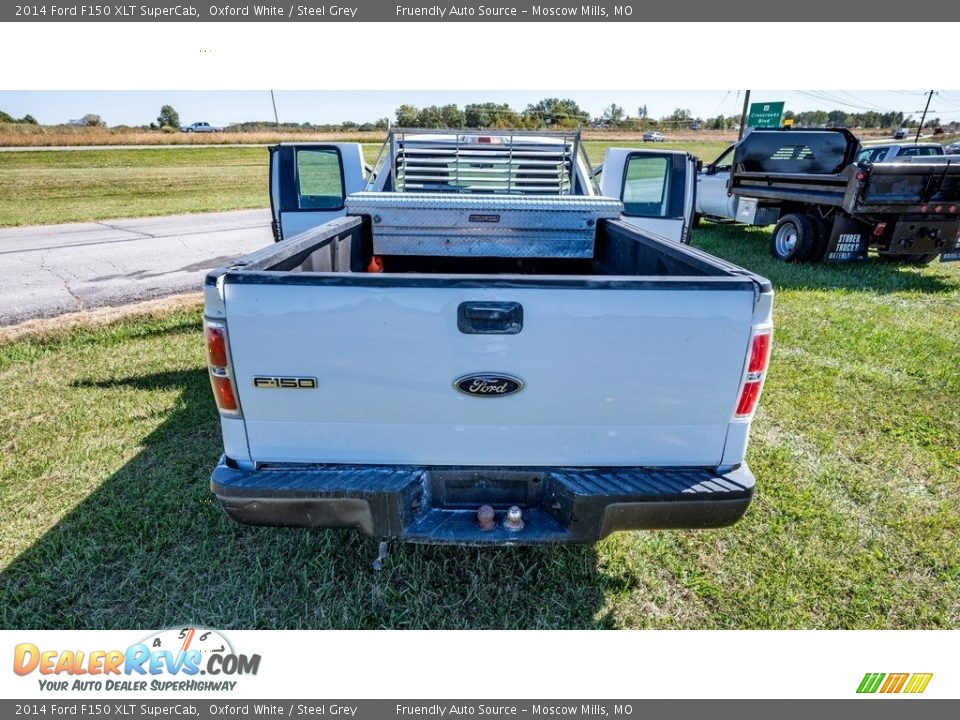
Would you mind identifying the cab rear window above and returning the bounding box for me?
[296,149,345,210]
[621,155,670,217]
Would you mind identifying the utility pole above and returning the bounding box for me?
[915,90,936,143]
[738,89,751,140]
[270,90,280,127]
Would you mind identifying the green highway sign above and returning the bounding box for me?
[747,102,785,129]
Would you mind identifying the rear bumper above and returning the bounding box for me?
[211,459,755,545]
[883,217,959,256]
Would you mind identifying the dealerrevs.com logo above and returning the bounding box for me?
[13,627,260,692]
[857,673,933,694]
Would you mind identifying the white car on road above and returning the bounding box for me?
[180,122,222,133]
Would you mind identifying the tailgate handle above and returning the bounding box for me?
[458,302,523,335]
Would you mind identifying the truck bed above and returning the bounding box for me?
[222,214,762,282]
[204,213,772,543]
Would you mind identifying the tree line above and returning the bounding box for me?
[394,101,942,131]
[0,110,37,124]
[0,100,952,132]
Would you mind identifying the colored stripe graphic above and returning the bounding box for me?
[857,673,885,693]
[857,672,932,694]
[880,673,909,693]
[904,674,933,694]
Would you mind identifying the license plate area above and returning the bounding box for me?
[889,218,959,255]
[428,469,545,509]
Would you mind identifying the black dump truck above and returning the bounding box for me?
[695,129,960,264]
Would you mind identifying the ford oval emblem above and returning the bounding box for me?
[454,373,524,397]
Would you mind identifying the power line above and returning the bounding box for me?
[792,90,890,112]
[714,90,731,113]
[933,92,960,110]
[820,91,904,114]
[835,91,891,111]
[802,90,881,111]
[793,90,911,115]
[811,90,880,110]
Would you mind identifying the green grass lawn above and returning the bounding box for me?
[0,141,731,227]
[0,147,269,227]
[1,224,957,629]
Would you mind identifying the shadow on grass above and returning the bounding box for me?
[0,368,609,630]
[694,223,959,295]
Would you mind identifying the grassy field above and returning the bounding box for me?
[0,125,738,147]
[0,147,267,227]
[0,126,390,147]
[0,141,732,227]
[1,225,957,629]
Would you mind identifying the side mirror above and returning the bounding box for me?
[703,165,717,176]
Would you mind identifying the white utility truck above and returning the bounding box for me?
[203,130,773,551]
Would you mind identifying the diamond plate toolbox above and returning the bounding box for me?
[345,192,623,258]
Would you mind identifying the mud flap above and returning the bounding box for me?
[825,216,869,262]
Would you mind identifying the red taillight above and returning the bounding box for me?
[205,319,240,415]
[734,328,772,420]
[748,332,772,374]
[205,323,229,367]
[735,382,763,417]
[210,372,239,412]
[856,171,865,180]
[872,222,887,237]
[935,205,943,213]
[949,206,957,214]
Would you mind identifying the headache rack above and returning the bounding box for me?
[367,128,590,195]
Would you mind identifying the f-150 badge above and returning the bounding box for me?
[253,377,317,389]
[454,374,523,397]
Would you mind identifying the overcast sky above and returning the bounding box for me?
[2,90,959,126]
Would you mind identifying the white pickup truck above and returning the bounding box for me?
[856,142,945,163]
[203,130,773,548]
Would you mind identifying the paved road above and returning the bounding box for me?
[0,209,273,325]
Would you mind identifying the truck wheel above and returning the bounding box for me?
[770,214,815,262]
[808,215,831,263]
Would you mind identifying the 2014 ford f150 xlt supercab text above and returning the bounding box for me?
[203,130,773,547]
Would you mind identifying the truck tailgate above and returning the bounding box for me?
[858,160,960,209]
[223,279,756,467]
